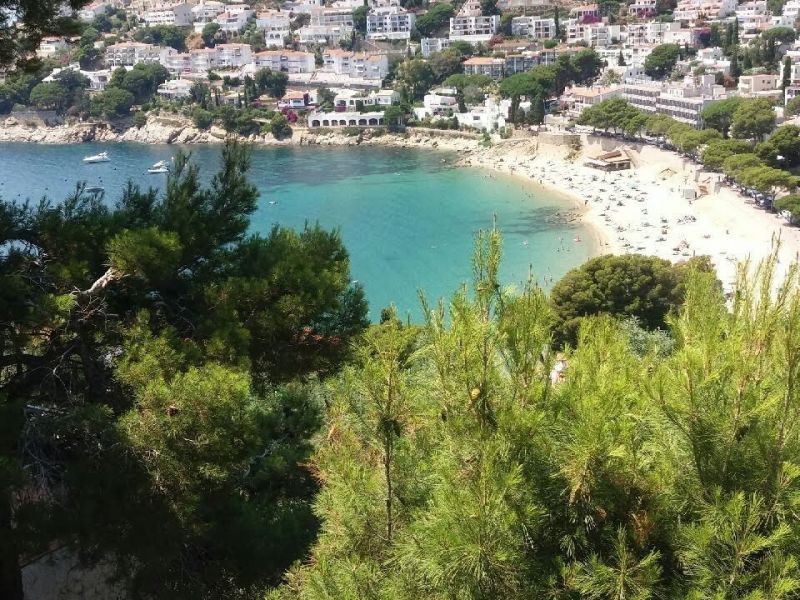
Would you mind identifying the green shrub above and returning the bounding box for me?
[192,107,214,130]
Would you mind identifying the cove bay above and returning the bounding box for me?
[0,142,593,319]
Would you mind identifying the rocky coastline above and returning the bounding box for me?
[0,113,483,152]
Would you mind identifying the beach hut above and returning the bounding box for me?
[584,149,632,171]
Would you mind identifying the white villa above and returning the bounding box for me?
[143,2,193,26]
[214,9,253,33]
[454,97,510,131]
[421,37,451,57]
[413,88,459,119]
[256,10,292,47]
[37,37,69,57]
[157,78,195,98]
[333,89,400,110]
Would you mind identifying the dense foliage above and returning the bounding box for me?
[549,254,707,346]
[0,142,368,599]
[0,0,86,67]
[267,230,800,600]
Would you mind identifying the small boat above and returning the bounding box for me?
[147,160,169,174]
[83,152,110,164]
[85,186,104,194]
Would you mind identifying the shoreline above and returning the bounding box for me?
[3,115,800,289]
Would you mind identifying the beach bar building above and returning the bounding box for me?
[585,149,632,171]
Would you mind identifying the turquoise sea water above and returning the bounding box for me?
[0,142,593,320]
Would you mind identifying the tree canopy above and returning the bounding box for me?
[700,138,753,170]
[730,98,776,141]
[643,43,681,79]
[265,231,800,600]
[755,124,800,168]
[549,253,703,346]
[0,142,368,599]
[0,0,86,67]
[414,3,454,36]
[701,97,743,138]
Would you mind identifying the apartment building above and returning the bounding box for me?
[164,52,192,76]
[321,49,389,80]
[143,2,193,26]
[366,6,415,40]
[776,0,800,26]
[297,25,353,43]
[567,22,622,47]
[463,57,506,79]
[737,1,771,39]
[625,21,681,45]
[449,0,499,42]
[253,50,315,73]
[623,74,725,127]
[256,10,292,47]
[510,16,556,39]
[421,37,451,57]
[212,43,253,67]
[170,43,253,75]
[505,53,538,75]
[595,45,654,68]
[310,6,355,28]
[106,41,175,66]
[297,7,355,42]
[562,85,622,117]
[673,0,736,22]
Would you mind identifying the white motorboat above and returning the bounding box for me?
[83,152,110,164]
[147,160,169,174]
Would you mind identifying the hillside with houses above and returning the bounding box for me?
[3,0,800,140]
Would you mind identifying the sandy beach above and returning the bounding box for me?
[464,135,800,292]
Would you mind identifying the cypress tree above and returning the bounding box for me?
[783,56,792,90]
[530,91,546,125]
[554,5,560,38]
[730,49,740,80]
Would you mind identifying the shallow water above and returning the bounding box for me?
[0,142,593,320]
